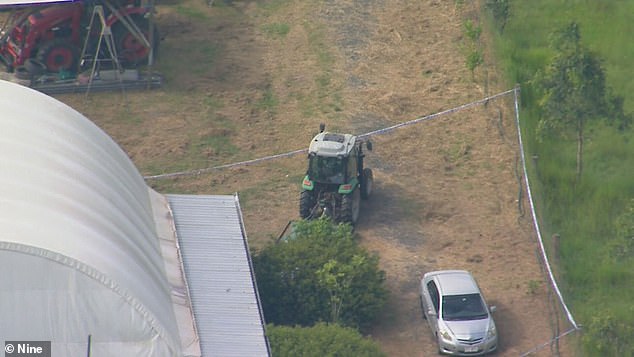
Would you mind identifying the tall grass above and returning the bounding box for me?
[484,0,634,354]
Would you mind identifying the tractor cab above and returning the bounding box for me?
[306,132,357,185]
[299,125,374,225]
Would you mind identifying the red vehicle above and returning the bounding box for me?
[0,0,157,74]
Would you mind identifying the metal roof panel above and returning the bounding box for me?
[167,194,270,357]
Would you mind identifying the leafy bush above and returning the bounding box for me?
[267,323,386,357]
[253,219,387,329]
[609,198,634,260]
[583,311,634,356]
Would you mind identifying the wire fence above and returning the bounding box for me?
[144,88,516,181]
[144,87,581,355]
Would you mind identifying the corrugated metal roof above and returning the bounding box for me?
[166,194,270,357]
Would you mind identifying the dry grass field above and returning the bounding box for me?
[44,0,574,355]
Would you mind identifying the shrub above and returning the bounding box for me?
[267,323,386,357]
[253,218,387,329]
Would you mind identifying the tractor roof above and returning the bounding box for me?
[308,132,356,157]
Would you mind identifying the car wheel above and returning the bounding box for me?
[436,335,445,355]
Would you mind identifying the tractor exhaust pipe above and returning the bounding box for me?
[319,123,325,133]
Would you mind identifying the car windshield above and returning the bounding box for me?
[308,156,345,184]
[441,293,488,321]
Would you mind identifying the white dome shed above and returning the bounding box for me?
[0,80,194,356]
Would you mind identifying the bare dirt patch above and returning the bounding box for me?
[51,0,572,355]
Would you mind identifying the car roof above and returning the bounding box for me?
[425,270,480,296]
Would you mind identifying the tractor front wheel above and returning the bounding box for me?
[36,39,79,73]
[339,188,361,225]
[299,190,315,219]
[361,168,374,199]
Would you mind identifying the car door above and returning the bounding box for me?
[426,280,441,336]
[421,278,440,336]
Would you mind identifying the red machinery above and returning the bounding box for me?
[0,0,157,74]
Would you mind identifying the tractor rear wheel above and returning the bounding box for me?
[339,188,361,225]
[36,39,79,73]
[113,16,159,67]
[299,190,315,219]
[361,168,373,199]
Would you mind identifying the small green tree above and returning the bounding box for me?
[534,22,630,180]
[267,323,386,357]
[253,219,387,329]
[583,311,634,356]
[316,255,367,324]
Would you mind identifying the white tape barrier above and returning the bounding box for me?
[144,148,308,180]
[512,86,579,331]
[357,88,516,139]
[144,88,515,180]
[519,327,578,357]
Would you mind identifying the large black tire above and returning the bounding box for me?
[339,188,361,225]
[299,190,315,219]
[36,39,79,73]
[24,58,46,76]
[113,16,159,67]
[361,168,373,199]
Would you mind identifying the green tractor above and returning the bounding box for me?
[299,124,374,225]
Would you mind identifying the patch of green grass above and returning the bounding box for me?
[256,87,279,113]
[176,5,209,20]
[487,1,634,353]
[157,40,221,84]
[316,73,331,88]
[197,44,221,71]
[262,23,290,38]
[440,141,472,164]
[395,195,424,221]
[202,96,225,114]
[492,0,634,111]
[292,91,316,118]
[257,0,291,13]
[237,173,297,211]
[303,21,345,118]
[194,135,239,156]
[107,103,142,125]
[526,280,541,295]
[329,92,343,113]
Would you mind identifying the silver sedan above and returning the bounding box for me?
[420,270,497,355]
